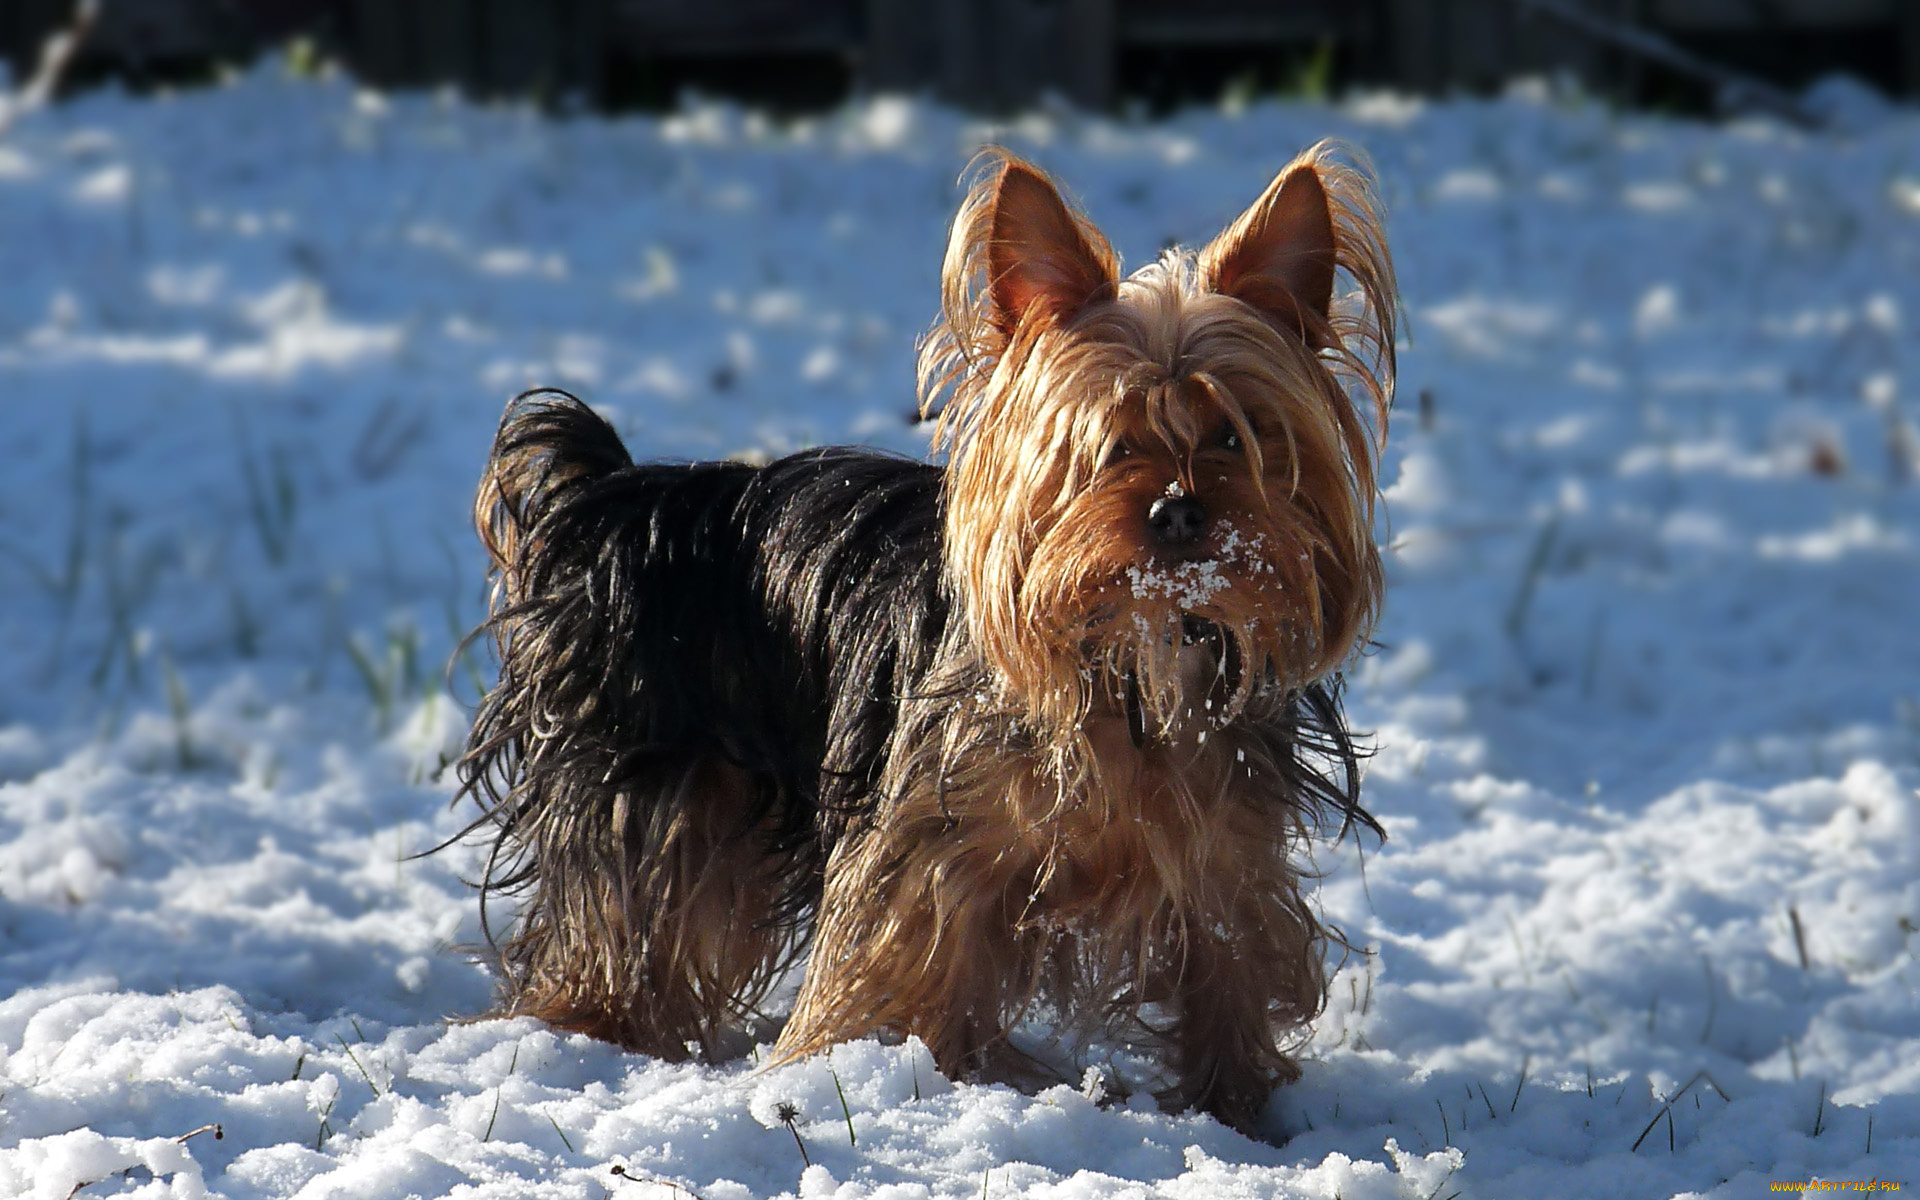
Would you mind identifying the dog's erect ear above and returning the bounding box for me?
[987,160,1117,335]
[1199,160,1338,346]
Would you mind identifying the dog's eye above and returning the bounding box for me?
[1104,441,1132,468]
[1219,426,1245,453]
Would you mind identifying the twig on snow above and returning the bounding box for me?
[610,1164,709,1198]
[63,1124,223,1199]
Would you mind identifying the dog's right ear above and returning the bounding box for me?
[983,158,1118,336]
[920,150,1124,424]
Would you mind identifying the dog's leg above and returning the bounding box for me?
[775,801,1041,1079]
[1156,935,1286,1131]
[505,754,794,1060]
[1160,887,1323,1132]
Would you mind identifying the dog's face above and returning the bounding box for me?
[923,145,1396,740]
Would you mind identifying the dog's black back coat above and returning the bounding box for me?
[462,393,947,954]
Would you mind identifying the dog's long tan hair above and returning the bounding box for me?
[918,142,1396,741]
[776,148,1397,1126]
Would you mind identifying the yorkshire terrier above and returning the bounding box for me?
[456,141,1396,1130]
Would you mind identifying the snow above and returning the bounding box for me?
[1,61,1918,1198]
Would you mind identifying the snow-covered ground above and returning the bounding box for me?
[1,61,1917,1199]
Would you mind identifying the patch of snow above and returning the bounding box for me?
[0,60,1916,1199]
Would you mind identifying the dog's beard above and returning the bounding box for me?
[1007,508,1327,743]
[1084,607,1268,745]
[1099,613,1247,746]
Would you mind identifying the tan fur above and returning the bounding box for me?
[770,143,1397,1130]
[778,678,1327,1113]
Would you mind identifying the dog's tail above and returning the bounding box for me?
[459,390,645,1017]
[459,393,650,1038]
[474,390,635,611]
[455,390,812,1057]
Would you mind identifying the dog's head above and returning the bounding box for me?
[923,144,1396,741]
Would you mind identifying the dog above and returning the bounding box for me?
[455,141,1395,1130]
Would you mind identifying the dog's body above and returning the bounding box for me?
[459,143,1395,1130]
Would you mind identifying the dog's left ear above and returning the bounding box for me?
[1199,160,1337,347]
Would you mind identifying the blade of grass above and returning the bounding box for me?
[1504,513,1561,640]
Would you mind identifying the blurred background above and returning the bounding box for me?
[5,0,1916,118]
[2,2,1919,1195]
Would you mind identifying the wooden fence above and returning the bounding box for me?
[2,0,1915,110]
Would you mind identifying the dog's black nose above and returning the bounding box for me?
[1147,494,1208,545]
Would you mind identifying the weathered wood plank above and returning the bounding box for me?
[609,0,856,55]
[415,0,478,86]
[555,0,609,104]
[1121,0,1368,47]
[345,0,415,86]
[1387,0,1446,94]
[1903,0,1920,96]
[479,0,552,94]
[864,0,939,92]
[1648,0,1892,31]
[1063,0,1114,109]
